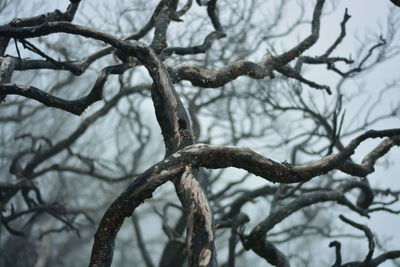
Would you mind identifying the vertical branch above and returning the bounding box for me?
[176,168,216,267]
[0,56,16,102]
[148,47,218,265]
[329,241,342,267]
[144,2,218,265]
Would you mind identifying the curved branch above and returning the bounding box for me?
[88,128,399,266]
[89,161,184,266]
[0,82,102,115]
[329,216,400,266]
[329,241,341,267]
[339,215,374,263]
[166,129,400,183]
[272,0,324,65]
[339,135,400,176]
[175,168,216,267]
[162,31,226,57]
[207,0,224,33]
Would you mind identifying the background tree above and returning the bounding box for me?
[0,0,399,266]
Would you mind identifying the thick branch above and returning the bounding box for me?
[89,162,184,266]
[245,239,290,267]
[175,168,216,267]
[0,56,16,101]
[89,129,399,266]
[170,60,271,88]
[370,251,400,266]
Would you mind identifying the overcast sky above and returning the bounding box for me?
[0,0,399,266]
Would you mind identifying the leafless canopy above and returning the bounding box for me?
[1,0,400,266]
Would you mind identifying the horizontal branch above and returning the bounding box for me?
[0,21,153,65]
[2,55,144,115]
[169,60,272,88]
[0,82,102,115]
[12,1,164,74]
[0,16,331,96]
[166,129,400,183]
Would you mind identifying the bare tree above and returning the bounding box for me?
[1,0,400,266]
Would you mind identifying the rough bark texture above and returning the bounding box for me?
[1,1,400,266]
